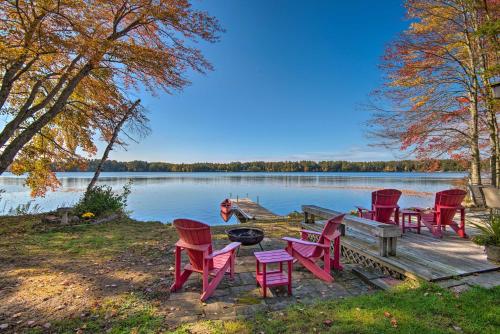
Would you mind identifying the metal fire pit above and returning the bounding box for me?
[226,227,264,251]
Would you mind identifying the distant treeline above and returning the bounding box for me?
[67,159,468,173]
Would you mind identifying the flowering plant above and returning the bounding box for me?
[81,212,95,219]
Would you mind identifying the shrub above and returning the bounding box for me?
[75,183,131,217]
[472,215,500,247]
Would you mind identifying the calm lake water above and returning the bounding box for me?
[0,172,466,225]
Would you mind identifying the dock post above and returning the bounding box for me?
[257,196,259,204]
[236,195,239,203]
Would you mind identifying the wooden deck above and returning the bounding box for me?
[230,198,283,221]
[302,214,500,281]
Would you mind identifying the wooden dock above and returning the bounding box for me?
[231,198,283,221]
[301,208,500,281]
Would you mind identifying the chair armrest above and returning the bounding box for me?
[282,237,329,248]
[205,242,241,260]
[373,204,399,209]
[411,207,431,212]
[301,229,322,236]
[437,205,465,210]
[176,240,211,252]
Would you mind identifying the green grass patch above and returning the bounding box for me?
[21,282,500,334]
[250,282,500,334]
[171,282,499,334]
[0,217,173,260]
[2,215,499,333]
[236,292,262,305]
[173,320,250,334]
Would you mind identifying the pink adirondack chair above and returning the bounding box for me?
[170,219,241,301]
[418,189,467,238]
[356,189,402,225]
[283,214,344,282]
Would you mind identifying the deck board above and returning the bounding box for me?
[231,198,282,221]
[303,219,499,281]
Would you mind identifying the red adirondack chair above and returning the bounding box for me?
[283,214,344,282]
[356,189,402,225]
[170,219,241,301]
[418,189,467,238]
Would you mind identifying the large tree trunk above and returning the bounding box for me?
[469,100,482,185]
[0,55,82,149]
[0,63,93,174]
[496,139,500,188]
[87,100,140,192]
[0,15,45,111]
[487,108,499,187]
[479,0,500,187]
[459,5,482,186]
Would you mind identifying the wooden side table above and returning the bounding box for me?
[401,210,421,234]
[254,249,293,298]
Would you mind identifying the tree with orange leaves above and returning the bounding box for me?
[0,0,222,195]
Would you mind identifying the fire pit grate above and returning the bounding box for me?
[226,227,264,250]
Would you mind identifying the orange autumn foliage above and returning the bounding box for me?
[0,0,223,195]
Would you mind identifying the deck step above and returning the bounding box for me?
[352,267,403,290]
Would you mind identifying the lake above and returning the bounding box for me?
[0,172,466,225]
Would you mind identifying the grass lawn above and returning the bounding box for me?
[177,283,500,334]
[0,215,498,333]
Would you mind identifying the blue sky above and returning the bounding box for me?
[111,0,408,163]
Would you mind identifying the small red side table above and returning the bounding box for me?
[401,209,421,234]
[254,249,293,298]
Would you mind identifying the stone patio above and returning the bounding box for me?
[164,237,375,327]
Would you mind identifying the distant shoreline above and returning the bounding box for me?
[0,171,468,177]
[40,158,469,173]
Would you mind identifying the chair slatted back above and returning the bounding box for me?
[173,219,213,271]
[434,189,466,224]
[372,189,401,223]
[312,214,344,258]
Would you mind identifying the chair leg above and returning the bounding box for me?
[202,260,209,296]
[229,251,236,279]
[170,246,192,292]
[449,222,467,238]
[421,220,442,238]
[201,265,229,302]
[201,259,233,301]
[287,260,292,295]
[433,225,443,238]
[332,236,343,271]
[294,251,333,282]
[459,209,467,238]
[324,248,331,273]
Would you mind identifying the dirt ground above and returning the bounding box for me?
[0,216,304,333]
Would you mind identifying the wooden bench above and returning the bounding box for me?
[302,205,402,257]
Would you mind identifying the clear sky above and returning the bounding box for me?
[110,0,409,163]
